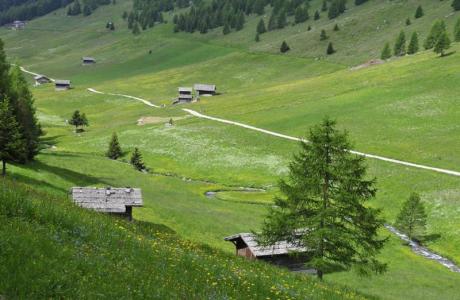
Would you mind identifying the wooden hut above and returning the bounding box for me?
[178,87,193,103]
[224,233,312,271]
[55,80,71,91]
[71,187,143,221]
[34,75,51,85]
[194,84,216,96]
[11,20,25,30]
[82,57,96,65]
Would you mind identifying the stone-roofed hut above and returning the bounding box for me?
[71,187,143,221]
[178,87,193,103]
[224,233,312,271]
[34,75,51,85]
[82,57,96,65]
[12,20,25,30]
[55,80,71,91]
[194,84,216,96]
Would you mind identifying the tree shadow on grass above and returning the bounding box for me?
[40,134,65,147]
[8,172,69,194]
[438,51,456,58]
[421,233,442,243]
[134,220,177,235]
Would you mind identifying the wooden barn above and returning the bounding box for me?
[178,87,193,102]
[71,187,143,221]
[194,84,216,96]
[11,20,25,30]
[224,233,313,271]
[55,80,71,90]
[82,57,96,65]
[34,75,51,85]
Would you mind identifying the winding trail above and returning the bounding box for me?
[385,225,460,273]
[85,88,460,177]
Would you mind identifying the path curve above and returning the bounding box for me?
[19,67,460,177]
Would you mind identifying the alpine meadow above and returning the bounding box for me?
[1,0,460,299]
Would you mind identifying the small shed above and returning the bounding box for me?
[82,57,96,65]
[71,187,143,221]
[178,87,193,103]
[224,233,312,271]
[34,75,51,85]
[194,84,216,96]
[55,80,71,91]
[12,20,25,30]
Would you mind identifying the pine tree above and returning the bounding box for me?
[294,7,309,24]
[254,0,265,15]
[454,18,460,42]
[314,10,320,20]
[106,133,122,160]
[9,66,42,160]
[110,22,115,31]
[452,0,460,11]
[0,39,11,111]
[434,31,451,56]
[424,20,446,49]
[132,22,140,35]
[333,24,339,31]
[83,5,92,16]
[307,25,312,31]
[326,42,335,54]
[321,0,328,12]
[255,32,260,42]
[277,10,287,29]
[268,13,277,31]
[414,5,424,19]
[395,193,427,241]
[394,30,406,56]
[258,118,387,280]
[406,18,411,26]
[223,22,230,35]
[72,0,81,15]
[407,32,419,54]
[236,12,245,31]
[130,147,146,171]
[381,42,392,59]
[257,19,266,34]
[320,29,328,40]
[280,41,290,53]
[0,98,25,176]
[69,110,89,132]
[122,11,128,20]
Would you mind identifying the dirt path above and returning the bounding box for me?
[19,66,460,177]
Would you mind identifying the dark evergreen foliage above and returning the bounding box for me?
[414,5,424,19]
[328,0,346,20]
[258,118,387,280]
[424,20,447,49]
[130,147,146,171]
[380,42,391,60]
[333,23,339,31]
[69,110,89,132]
[320,29,328,40]
[314,10,320,20]
[395,193,427,241]
[106,132,123,160]
[454,18,460,42]
[280,41,290,53]
[407,32,419,54]
[0,0,73,25]
[256,18,266,34]
[355,0,369,5]
[0,98,25,176]
[452,0,460,11]
[326,42,335,54]
[434,31,451,56]
[394,30,406,56]
[406,18,411,26]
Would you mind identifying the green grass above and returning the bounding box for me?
[1,178,365,299]
[1,0,460,299]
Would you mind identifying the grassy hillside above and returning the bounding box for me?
[1,0,460,299]
[1,178,364,299]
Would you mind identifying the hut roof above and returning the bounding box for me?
[34,74,49,80]
[224,233,307,257]
[82,57,96,62]
[178,94,193,99]
[71,187,143,213]
[194,84,216,92]
[55,80,71,85]
[178,87,192,93]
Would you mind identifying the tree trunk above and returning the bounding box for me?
[2,160,5,177]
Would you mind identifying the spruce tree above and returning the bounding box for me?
[395,193,427,241]
[320,29,328,40]
[236,12,245,31]
[106,133,123,160]
[9,66,42,160]
[326,42,335,54]
[321,0,328,12]
[280,41,290,53]
[434,31,451,56]
[257,19,266,34]
[132,22,140,35]
[406,18,411,26]
[83,5,91,16]
[130,147,146,171]
[414,5,424,19]
[268,13,277,31]
[255,33,260,42]
[424,20,446,49]
[307,25,312,31]
[294,7,309,24]
[407,32,419,54]
[223,22,230,35]
[277,10,287,29]
[381,42,392,59]
[254,0,265,15]
[452,0,460,11]
[454,18,460,42]
[69,110,89,132]
[333,24,339,31]
[258,118,387,280]
[0,39,10,100]
[394,30,406,56]
[0,99,25,176]
[314,10,320,20]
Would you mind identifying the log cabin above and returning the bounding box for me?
[194,84,216,96]
[55,80,71,91]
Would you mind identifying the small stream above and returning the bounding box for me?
[385,225,460,273]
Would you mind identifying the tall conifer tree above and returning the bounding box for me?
[407,32,419,54]
[0,99,25,176]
